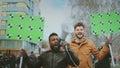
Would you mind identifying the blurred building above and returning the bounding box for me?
[0,0,41,55]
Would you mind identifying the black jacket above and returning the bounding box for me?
[16,55,34,68]
[36,48,79,68]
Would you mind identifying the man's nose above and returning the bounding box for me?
[55,40,58,43]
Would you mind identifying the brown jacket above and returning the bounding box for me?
[68,38,109,68]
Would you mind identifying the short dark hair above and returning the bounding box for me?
[20,49,27,56]
[31,51,34,54]
[49,33,58,41]
[74,22,85,29]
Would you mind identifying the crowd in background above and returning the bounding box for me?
[0,47,120,68]
[0,49,37,68]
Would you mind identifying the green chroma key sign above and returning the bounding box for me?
[6,14,45,42]
[90,11,120,35]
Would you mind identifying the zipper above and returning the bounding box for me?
[51,52,54,68]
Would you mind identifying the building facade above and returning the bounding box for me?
[0,0,40,55]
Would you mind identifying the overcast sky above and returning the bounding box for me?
[39,0,72,41]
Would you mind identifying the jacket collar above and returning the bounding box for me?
[71,37,88,46]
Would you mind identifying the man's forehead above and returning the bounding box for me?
[50,36,58,39]
[76,26,84,29]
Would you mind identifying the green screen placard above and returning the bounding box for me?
[90,11,120,35]
[6,14,45,42]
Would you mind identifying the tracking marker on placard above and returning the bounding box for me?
[6,14,45,42]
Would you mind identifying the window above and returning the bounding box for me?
[2,3,8,7]
[17,3,27,7]
[1,12,7,16]
[17,12,26,15]
[0,30,5,35]
[1,21,6,26]
[7,41,14,48]
[8,3,16,7]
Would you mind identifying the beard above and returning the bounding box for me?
[75,33,84,39]
[50,45,60,52]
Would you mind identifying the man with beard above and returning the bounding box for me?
[35,33,79,68]
[68,22,111,68]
